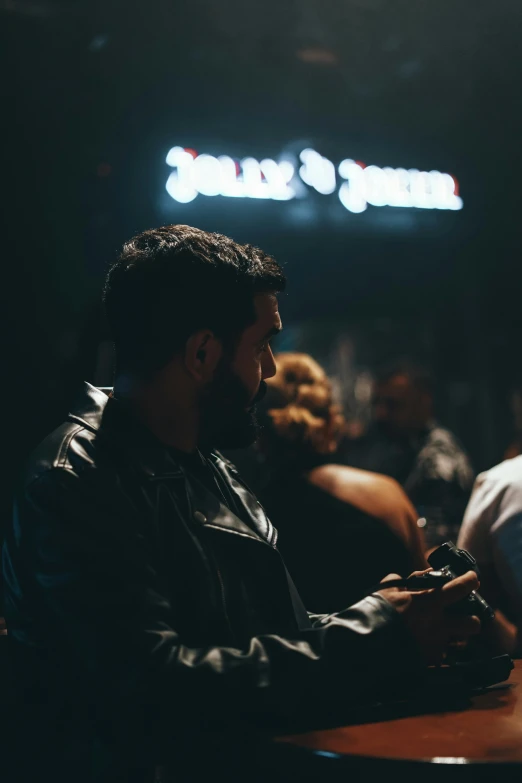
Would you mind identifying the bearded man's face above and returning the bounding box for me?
[200,361,267,449]
[199,293,281,449]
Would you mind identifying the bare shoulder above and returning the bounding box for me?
[307,463,402,502]
[307,463,420,553]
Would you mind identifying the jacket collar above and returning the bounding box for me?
[68,382,182,479]
[210,452,277,546]
[185,473,273,546]
[67,382,275,546]
[68,382,110,432]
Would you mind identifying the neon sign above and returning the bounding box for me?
[165,146,463,213]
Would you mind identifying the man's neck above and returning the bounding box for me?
[115,375,199,453]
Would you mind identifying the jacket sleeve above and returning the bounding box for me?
[21,466,424,734]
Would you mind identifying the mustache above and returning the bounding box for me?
[251,380,267,407]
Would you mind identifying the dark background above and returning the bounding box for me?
[3,0,522,542]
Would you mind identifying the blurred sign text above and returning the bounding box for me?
[165,146,463,213]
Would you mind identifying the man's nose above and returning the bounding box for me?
[262,346,277,380]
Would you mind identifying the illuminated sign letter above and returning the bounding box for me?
[165,145,463,212]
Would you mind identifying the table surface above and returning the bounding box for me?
[278,660,522,764]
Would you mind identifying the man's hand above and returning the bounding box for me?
[378,569,481,664]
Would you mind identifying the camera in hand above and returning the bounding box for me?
[425,542,513,691]
[427,541,495,623]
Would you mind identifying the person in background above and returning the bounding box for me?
[258,353,428,614]
[458,455,522,656]
[341,363,474,550]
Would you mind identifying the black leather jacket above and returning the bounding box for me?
[3,383,422,779]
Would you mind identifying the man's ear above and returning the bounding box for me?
[184,330,223,381]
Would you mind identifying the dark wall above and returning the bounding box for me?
[3,0,522,544]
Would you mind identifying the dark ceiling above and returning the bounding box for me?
[3,0,521,137]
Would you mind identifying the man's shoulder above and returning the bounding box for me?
[22,419,107,493]
[460,457,522,548]
[475,456,522,498]
[417,425,474,485]
[17,419,140,529]
[424,425,465,453]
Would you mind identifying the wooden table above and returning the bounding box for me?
[274,661,522,780]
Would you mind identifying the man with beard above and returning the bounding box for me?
[341,364,474,550]
[3,226,481,783]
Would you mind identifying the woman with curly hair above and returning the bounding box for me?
[258,353,427,613]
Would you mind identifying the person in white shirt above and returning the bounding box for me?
[458,455,522,655]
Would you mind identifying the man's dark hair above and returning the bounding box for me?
[375,360,434,396]
[103,225,286,378]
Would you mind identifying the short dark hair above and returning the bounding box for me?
[103,225,285,378]
[375,361,434,396]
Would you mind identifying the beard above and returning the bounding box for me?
[199,361,267,450]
